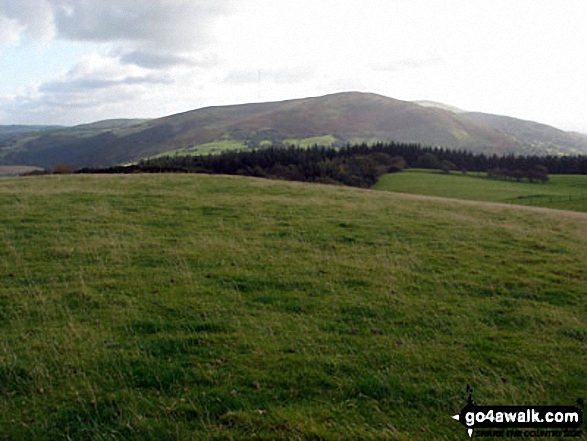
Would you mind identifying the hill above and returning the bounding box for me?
[2,92,587,169]
[461,112,587,156]
[0,119,150,169]
[0,125,61,135]
[69,119,151,131]
[0,173,585,439]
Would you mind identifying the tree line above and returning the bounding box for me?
[78,142,587,187]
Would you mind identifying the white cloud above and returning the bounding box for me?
[1,53,175,124]
[0,0,235,124]
[0,0,56,42]
[0,16,23,44]
[0,0,232,46]
[54,0,230,48]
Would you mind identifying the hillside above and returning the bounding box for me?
[69,119,151,131]
[0,174,585,439]
[2,92,587,169]
[462,112,587,156]
[0,119,149,169]
[0,125,61,135]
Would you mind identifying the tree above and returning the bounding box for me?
[440,160,456,174]
[389,156,407,172]
[528,165,549,183]
[53,164,73,174]
[418,152,439,169]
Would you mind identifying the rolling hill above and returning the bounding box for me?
[2,92,587,169]
[0,125,61,135]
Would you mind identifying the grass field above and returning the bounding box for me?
[0,174,586,440]
[283,135,338,148]
[148,140,250,160]
[373,169,587,213]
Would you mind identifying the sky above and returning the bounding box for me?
[0,0,586,132]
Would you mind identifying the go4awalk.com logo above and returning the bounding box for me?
[452,386,584,438]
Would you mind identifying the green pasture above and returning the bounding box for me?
[149,140,249,159]
[283,135,338,148]
[374,169,587,212]
[0,174,585,440]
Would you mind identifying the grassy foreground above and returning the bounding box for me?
[0,174,586,440]
[374,169,587,213]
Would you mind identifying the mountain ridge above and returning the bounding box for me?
[1,92,586,169]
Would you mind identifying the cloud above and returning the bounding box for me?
[0,0,57,42]
[0,15,23,44]
[39,53,172,95]
[0,0,233,68]
[117,49,219,69]
[224,67,316,85]
[119,50,192,69]
[0,0,233,48]
[54,0,231,49]
[38,75,170,94]
[0,1,234,123]
[0,52,178,124]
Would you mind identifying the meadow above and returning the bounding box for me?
[0,174,585,440]
[373,169,587,212]
[148,140,249,159]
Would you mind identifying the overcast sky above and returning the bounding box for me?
[1,0,586,132]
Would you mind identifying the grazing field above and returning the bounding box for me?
[373,169,587,213]
[282,135,338,148]
[0,174,586,440]
[148,140,249,159]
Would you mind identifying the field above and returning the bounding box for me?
[282,136,338,148]
[374,169,587,212]
[151,135,339,159]
[0,174,586,440]
[148,140,249,159]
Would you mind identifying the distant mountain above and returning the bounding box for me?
[0,120,149,168]
[0,125,61,135]
[72,119,151,131]
[1,92,586,169]
[570,131,587,140]
[460,112,587,156]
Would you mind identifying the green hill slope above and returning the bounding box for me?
[1,174,585,439]
[3,92,587,169]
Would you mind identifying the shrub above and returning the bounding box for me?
[53,164,74,174]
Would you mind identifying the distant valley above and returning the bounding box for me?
[1,92,586,169]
